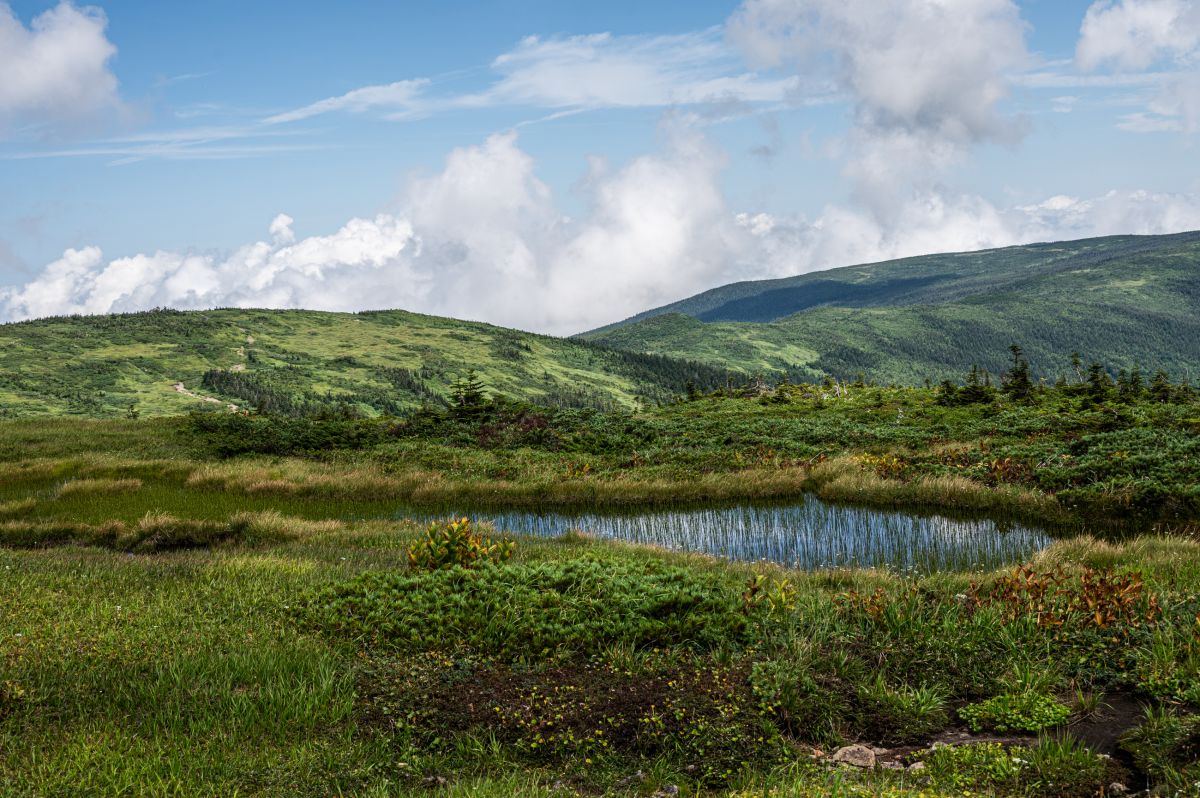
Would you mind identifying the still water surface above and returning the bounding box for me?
[401,495,1052,572]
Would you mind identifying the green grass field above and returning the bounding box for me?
[3,514,1199,796]
[2,367,1199,795]
[0,307,733,418]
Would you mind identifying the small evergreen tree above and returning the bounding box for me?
[1149,370,1172,403]
[1086,362,1111,401]
[1115,369,1130,401]
[1129,366,1144,397]
[935,379,960,406]
[1002,344,1033,400]
[449,369,489,419]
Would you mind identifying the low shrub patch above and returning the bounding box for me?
[749,658,855,747]
[299,557,756,661]
[358,655,780,786]
[919,742,1024,793]
[185,411,390,456]
[0,511,299,552]
[855,676,949,744]
[958,692,1072,734]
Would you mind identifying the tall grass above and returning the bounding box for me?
[805,456,1071,528]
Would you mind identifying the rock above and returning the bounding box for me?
[615,771,646,788]
[792,744,825,760]
[1108,783,1128,795]
[881,761,905,770]
[652,786,679,798]
[832,744,877,768]
[908,761,927,772]
[871,746,890,755]
[930,741,950,750]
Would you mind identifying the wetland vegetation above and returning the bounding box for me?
[1,360,1199,796]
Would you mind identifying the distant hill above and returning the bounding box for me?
[584,231,1200,384]
[0,308,734,417]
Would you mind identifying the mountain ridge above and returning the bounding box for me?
[0,307,735,418]
[583,230,1200,384]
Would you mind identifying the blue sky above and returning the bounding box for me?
[1,0,1198,333]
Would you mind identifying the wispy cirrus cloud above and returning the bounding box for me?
[262,29,808,126]
[12,27,808,162]
[263,79,429,124]
[0,124,324,165]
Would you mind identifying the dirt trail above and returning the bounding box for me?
[172,382,238,412]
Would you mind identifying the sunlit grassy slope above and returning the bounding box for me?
[585,231,1200,384]
[0,308,732,417]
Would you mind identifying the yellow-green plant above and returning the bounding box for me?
[406,517,514,570]
[0,680,25,719]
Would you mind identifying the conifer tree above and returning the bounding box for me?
[449,369,489,419]
[1002,344,1033,400]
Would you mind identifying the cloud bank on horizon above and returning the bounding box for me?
[2,0,1200,334]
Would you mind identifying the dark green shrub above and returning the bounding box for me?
[300,557,753,661]
[185,411,389,456]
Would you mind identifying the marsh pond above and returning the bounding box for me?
[401,494,1054,573]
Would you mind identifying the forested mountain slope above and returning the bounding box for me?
[585,231,1200,384]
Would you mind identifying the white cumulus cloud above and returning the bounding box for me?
[727,0,1030,223]
[0,130,743,333]
[1076,0,1200,71]
[0,1,123,133]
[1076,0,1200,132]
[5,129,1200,335]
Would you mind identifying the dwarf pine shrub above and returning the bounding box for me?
[300,556,751,660]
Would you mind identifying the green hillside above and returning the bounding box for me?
[585,231,1200,384]
[0,308,733,417]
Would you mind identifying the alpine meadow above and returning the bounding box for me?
[3,1,1200,797]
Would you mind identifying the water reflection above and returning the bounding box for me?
[401,495,1051,573]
